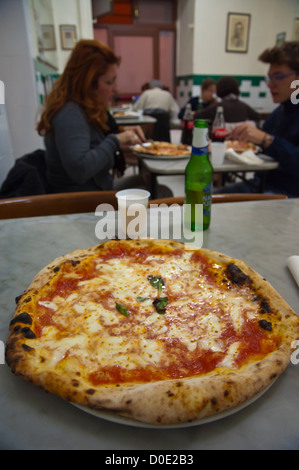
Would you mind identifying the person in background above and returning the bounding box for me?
[194,76,260,126]
[178,78,217,119]
[133,79,180,126]
[37,39,145,193]
[133,82,150,103]
[215,41,299,197]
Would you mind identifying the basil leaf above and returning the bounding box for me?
[115,302,130,316]
[136,296,149,302]
[153,297,168,314]
[148,275,165,296]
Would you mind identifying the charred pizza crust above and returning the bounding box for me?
[6,239,299,425]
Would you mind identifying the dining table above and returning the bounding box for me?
[0,198,298,450]
[115,114,157,140]
[114,114,157,126]
[136,152,279,198]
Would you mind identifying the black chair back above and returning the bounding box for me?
[144,108,170,142]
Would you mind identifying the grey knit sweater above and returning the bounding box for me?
[45,102,119,192]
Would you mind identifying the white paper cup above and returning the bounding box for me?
[116,189,150,238]
[211,142,226,166]
[170,129,182,145]
[287,255,299,287]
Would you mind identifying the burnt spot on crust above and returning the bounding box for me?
[53,266,60,272]
[21,327,36,339]
[15,293,32,304]
[15,294,22,304]
[211,397,217,405]
[96,242,106,250]
[5,352,22,366]
[258,319,272,331]
[70,260,81,267]
[85,389,96,395]
[225,263,251,287]
[166,390,175,397]
[252,295,273,315]
[10,312,32,327]
[260,298,273,314]
[22,344,34,352]
[71,379,80,387]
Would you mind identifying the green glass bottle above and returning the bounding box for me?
[185,120,213,231]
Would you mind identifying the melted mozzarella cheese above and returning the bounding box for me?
[35,247,262,375]
[218,342,241,369]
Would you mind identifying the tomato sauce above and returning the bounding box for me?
[97,242,184,264]
[190,251,217,285]
[87,315,280,385]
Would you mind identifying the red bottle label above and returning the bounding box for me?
[183,120,194,130]
[213,128,227,138]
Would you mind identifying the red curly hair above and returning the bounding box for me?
[37,39,120,136]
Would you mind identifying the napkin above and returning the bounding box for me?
[225,148,263,165]
[287,255,299,287]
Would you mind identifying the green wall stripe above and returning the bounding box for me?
[177,74,265,86]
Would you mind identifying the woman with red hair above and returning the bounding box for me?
[37,39,145,192]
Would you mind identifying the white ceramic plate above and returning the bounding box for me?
[132,143,191,160]
[113,112,140,120]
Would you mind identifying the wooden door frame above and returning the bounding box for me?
[94,23,177,95]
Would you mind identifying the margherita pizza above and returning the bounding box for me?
[133,141,191,157]
[6,239,299,425]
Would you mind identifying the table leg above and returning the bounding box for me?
[259,173,266,192]
[151,173,158,198]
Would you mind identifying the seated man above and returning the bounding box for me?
[133,79,179,129]
[178,78,217,119]
[215,41,299,197]
[194,76,260,126]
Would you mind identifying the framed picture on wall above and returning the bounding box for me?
[41,25,56,51]
[226,13,251,53]
[292,18,299,41]
[60,25,77,50]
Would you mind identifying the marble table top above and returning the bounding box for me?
[0,199,298,450]
[137,153,278,175]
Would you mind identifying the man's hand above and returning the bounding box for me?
[229,122,265,145]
